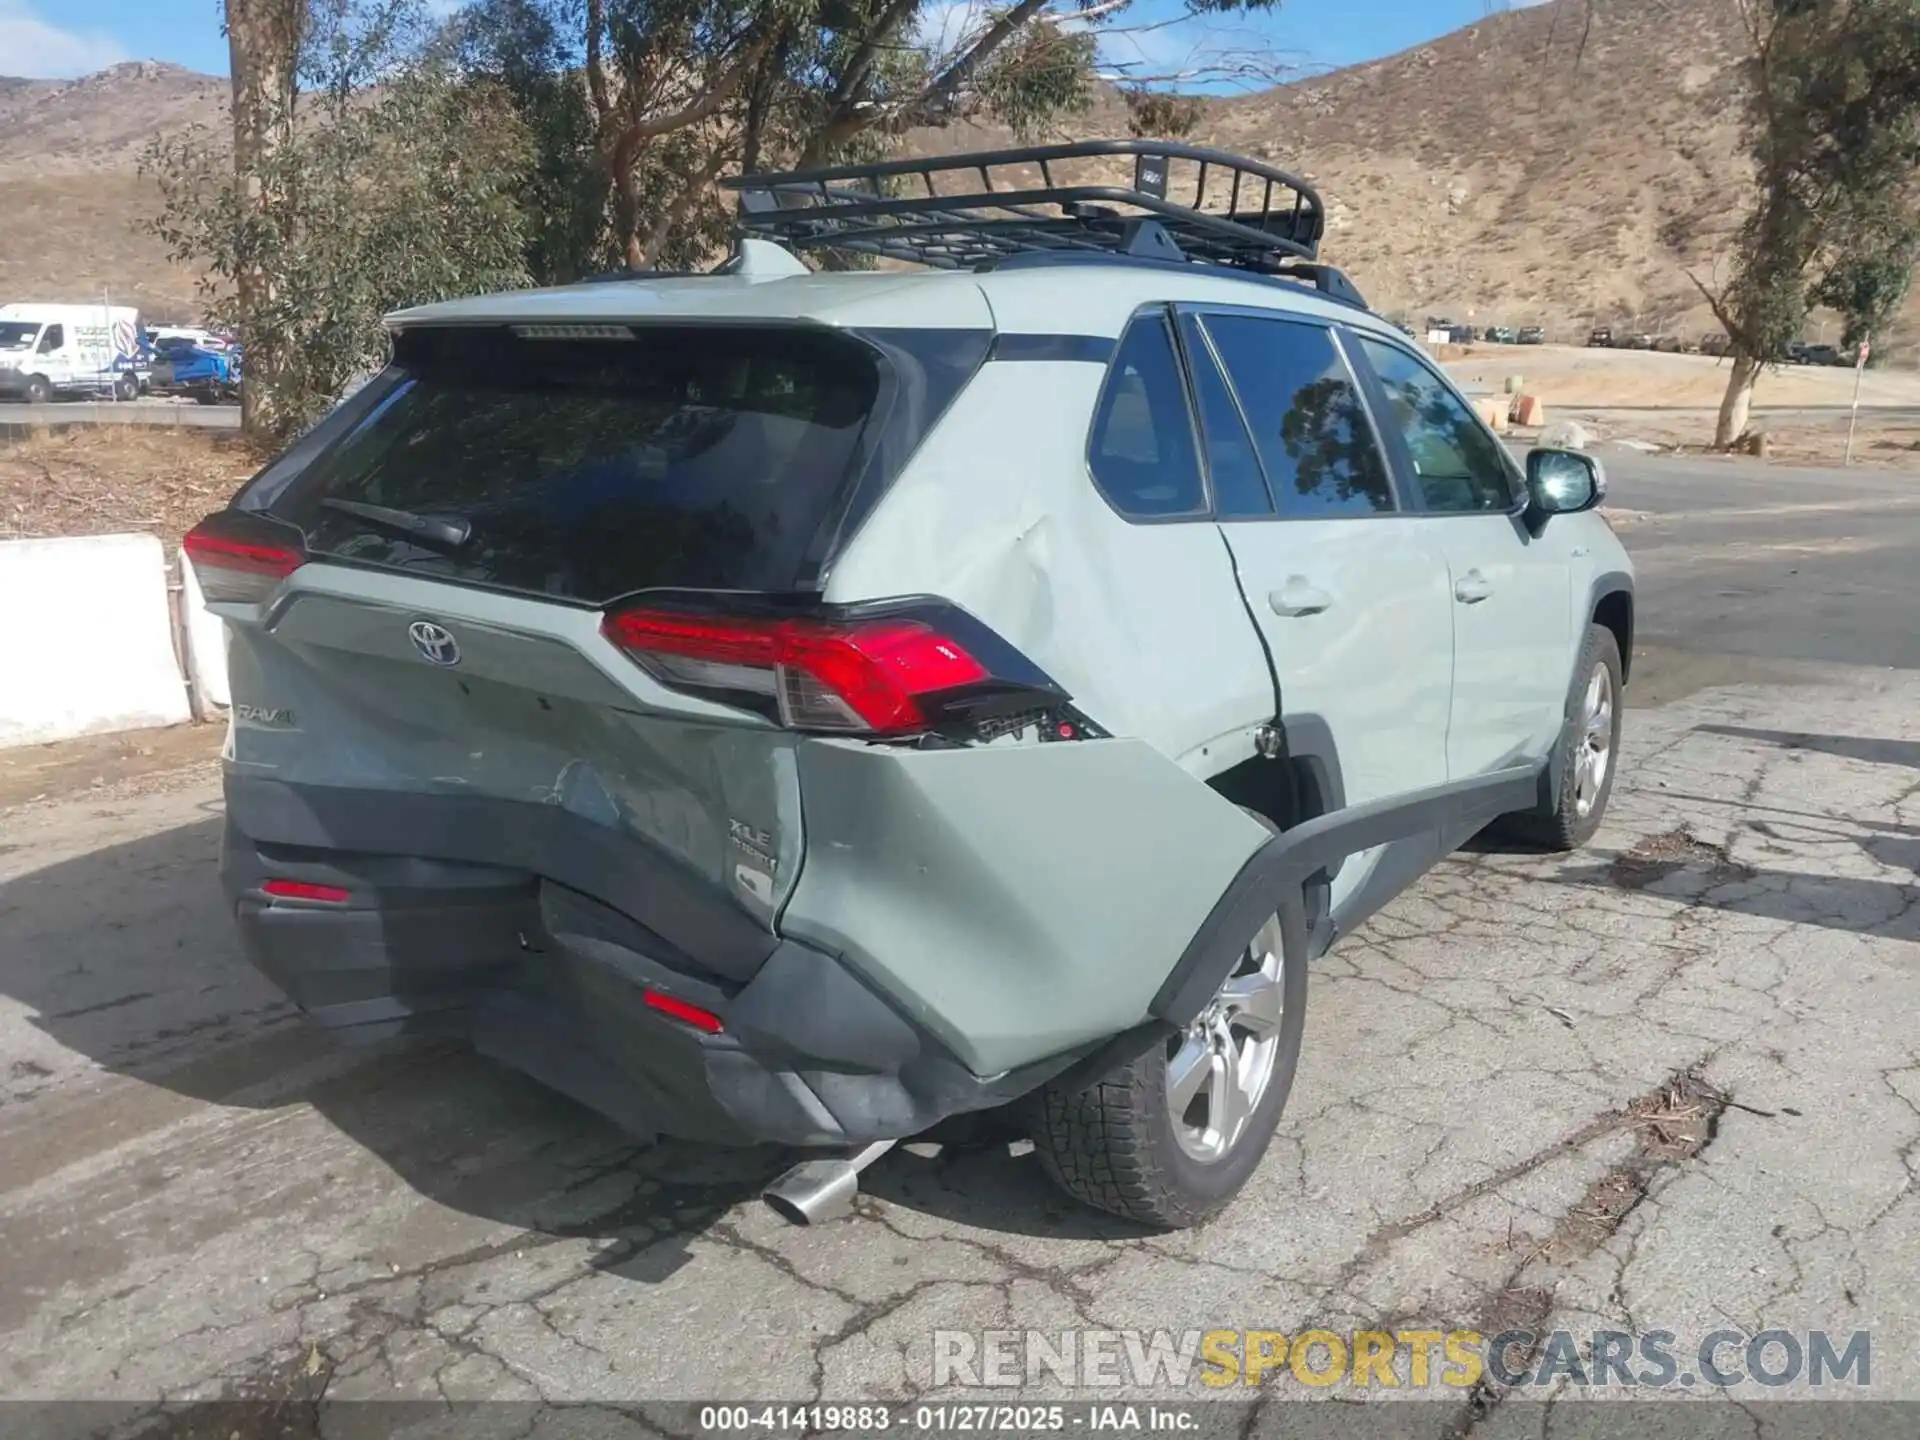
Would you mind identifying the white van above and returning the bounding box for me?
[0,303,144,403]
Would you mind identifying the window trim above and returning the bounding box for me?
[1341,327,1530,520]
[1178,303,1409,523]
[1172,310,1269,518]
[1082,304,1213,526]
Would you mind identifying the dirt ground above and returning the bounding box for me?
[0,424,263,544]
[1443,342,1920,411]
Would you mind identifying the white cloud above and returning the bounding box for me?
[0,0,126,78]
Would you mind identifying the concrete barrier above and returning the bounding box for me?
[0,534,192,748]
[179,550,231,719]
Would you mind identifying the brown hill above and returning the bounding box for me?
[1,3,1912,352]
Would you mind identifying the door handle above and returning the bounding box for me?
[1454,570,1494,605]
[1269,577,1333,618]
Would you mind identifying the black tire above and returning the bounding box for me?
[23,374,52,405]
[1029,819,1309,1229]
[1498,622,1624,851]
[113,376,138,402]
[192,388,217,406]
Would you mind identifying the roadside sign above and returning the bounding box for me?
[1845,332,1869,466]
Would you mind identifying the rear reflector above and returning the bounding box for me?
[262,879,351,903]
[643,988,725,1034]
[603,607,989,736]
[185,512,307,604]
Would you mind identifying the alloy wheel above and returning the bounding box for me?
[1573,662,1614,819]
[1165,915,1286,1163]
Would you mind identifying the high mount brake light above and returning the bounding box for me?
[184,512,306,604]
[602,607,992,736]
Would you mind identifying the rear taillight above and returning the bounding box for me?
[184,511,307,604]
[602,600,1072,739]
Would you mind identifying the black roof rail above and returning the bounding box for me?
[722,139,1334,277]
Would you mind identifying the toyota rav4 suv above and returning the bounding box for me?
[190,143,1633,1229]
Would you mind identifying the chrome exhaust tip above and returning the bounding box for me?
[762,1141,894,1225]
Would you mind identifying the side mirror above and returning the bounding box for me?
[1524,448,1605,531]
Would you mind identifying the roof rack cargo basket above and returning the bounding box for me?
[723,140,1333,279]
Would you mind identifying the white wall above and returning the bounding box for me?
[179,550,230,717]
[0,534,193,748]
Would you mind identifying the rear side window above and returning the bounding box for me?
[1088,312,1205,519]
[277,325,883,604]
[1180,314,1271,518]
[1202,314,1396,518]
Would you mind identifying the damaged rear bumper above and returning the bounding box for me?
[220,802,1077,1148]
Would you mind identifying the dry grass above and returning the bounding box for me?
[0,426,264,544]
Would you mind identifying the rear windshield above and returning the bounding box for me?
[275,325,884,604]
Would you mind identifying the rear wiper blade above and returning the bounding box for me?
[319,497,472,550]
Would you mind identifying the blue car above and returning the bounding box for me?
[148,336,242,404]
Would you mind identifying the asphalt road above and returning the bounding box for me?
[1600,448,1920,685]
[2,451,1918,1426]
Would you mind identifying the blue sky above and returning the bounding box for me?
[0,0,1549,84]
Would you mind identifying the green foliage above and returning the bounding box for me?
[147,0,536,439]
[1715,0,1920,365]
[1122,90,1205,140]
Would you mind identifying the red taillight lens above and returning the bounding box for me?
[603,608,989,736]
[643,988,724,1034]
[185,513,305,604]
[261,879,350,903]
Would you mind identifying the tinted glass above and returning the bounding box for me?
[1180,314,1271,517]
[1203,315,1395,518]
[276,325,882,604]
[39,325,63,353]
[1088,313,1205,518]
[1359,337,1518,513]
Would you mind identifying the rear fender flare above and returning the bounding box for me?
[1150,765,1540,1026]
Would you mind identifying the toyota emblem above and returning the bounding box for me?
[408,620,460,666]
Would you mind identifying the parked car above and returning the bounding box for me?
[1517,326,1547,345]
[1699,332,1731,356]
[1447,323,1478,344]
[149,335,241,404]
[1622,332,1656,350]
[1653,335,1685,353]
[189,141,1634,1231]
[1483,326,1517,344]
[1799,343,1844,367]
[1587,326,1613,347]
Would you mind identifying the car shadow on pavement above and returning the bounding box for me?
[1693,723,1920,771]
[0,817,1141,1272]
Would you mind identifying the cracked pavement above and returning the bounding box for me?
[3,465,1919,1426]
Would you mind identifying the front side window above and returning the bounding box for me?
[1202,314,1395,519]
[38,325,63,354]
[1358,337,1518,514]
[1087,312,1206,519]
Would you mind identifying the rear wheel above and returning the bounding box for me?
[113,375,138,402]
[1030,898,1307,1229]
